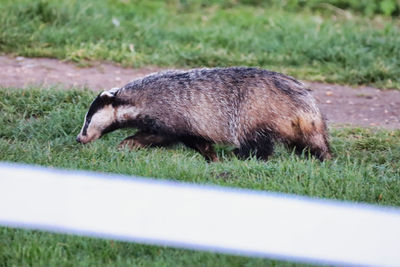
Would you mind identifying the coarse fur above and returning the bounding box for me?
[76,67,331,162]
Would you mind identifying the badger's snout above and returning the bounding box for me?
[76,133,89,144]
[76,132,100,144]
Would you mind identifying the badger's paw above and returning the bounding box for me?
[118,138,145,150]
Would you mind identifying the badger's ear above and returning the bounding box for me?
[100,87,119,98]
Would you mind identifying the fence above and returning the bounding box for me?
[1,162,399,266]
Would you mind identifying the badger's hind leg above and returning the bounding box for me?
[287,134,331,161]
[287,118,331,161]
[235,133,274,161]
[119,131,177,149]
[180,136,219,162]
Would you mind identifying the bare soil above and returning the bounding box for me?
[1,56,399,129]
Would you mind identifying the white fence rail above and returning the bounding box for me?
[1,162,399,266]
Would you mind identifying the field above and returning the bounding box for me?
[0,0,400,89]
[1,0,400,266]
[1,88,399,265]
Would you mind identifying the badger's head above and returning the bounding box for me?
[76,88,120,144]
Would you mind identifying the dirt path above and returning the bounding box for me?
[1,56,399,129]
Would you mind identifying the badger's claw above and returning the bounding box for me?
[118,138,145,150]
[210,155,220,163]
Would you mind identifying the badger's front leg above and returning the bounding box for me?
[119,131,177,149]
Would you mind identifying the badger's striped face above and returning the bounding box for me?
[76,89,118,144]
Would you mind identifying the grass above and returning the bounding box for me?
[0,228,288,267]
[0,0,400,89]
[0,87,399,266]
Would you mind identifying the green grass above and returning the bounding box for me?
[1,87,400,266]
[0,0,400,89]
[0,228,291,267]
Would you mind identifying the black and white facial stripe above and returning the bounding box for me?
[81,93,114,136]
[77,88,121,143]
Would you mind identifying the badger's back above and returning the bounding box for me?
[120,67,324,146]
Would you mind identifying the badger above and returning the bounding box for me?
[76,67,331,162]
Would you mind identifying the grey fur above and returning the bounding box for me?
[77,67,331,161]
